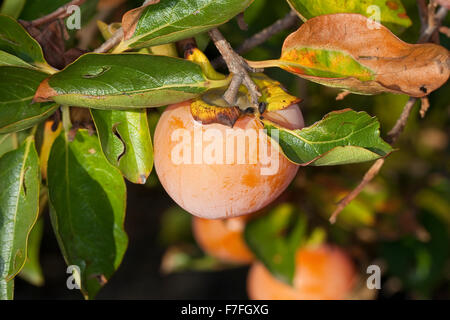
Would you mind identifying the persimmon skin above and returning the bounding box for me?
[247,245,356,300]
[192,216,254,264]
[154,101,304,219]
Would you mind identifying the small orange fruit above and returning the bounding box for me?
[192,216,254,264]
[154,101,304,219]
[247,245,356,300]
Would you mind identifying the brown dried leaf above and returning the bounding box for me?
[250,14,450,97]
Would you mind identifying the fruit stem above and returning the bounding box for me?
[245,59,281,70]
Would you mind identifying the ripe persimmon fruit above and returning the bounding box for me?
[192,216,254,264]
[247,245,356,300]
[154,101,304,219]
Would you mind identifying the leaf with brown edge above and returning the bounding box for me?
[247,14,450,98]
[263,109,393,166]
[191,97,241,128]
[117,0,254,52]
[33,53,231,110]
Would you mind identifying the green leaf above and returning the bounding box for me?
[91,109,154,184]
[119,0,254,50]
[0,50,35,68]
[0,278,13,300]
[0,14,46,65]
[244,203,307,285]
[0,131,28,157]
[18,217,45,287]
[47,129,128,299]
[264,109,392,166]
[0,135,40,300]
[0,66,58,134]
[287,0,412,33]
[0,0,26,19]
[34,53,230,109]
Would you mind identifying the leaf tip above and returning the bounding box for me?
[33,78,56,103]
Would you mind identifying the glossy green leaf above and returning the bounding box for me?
[0,136,40,300]
[34,53,230,109]
[0,50,35,68]
[91,109,154,184]
[0,14,46,65]
[264,109,392,166]
[0,0,26,19]
[119,0,254,50]
[47,129,128,299]
[0,131,28,157]
[18,217,44,287]
[244,203,307,285]
[0,67,58,134]
[287,0,412,33]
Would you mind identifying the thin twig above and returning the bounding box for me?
[330,2,448,223]
[94,0,154,53]
[94,28,124,53]
[418,4,448,42]
[30,0,86,27]
[329,159,386,224]
[208,28,261,107]
[386,97,417,144]
[213,11,299,68]
[236,13,248,31]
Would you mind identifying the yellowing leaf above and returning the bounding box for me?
[248,14,450,97]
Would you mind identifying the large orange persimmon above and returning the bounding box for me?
[192,216,254,264]
[247,245,356,300]
[154,101,304,219]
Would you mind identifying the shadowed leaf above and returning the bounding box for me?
[0,136,40,300]
[0,67,58,134]
[244,204,307,285]
[47,129,128,299]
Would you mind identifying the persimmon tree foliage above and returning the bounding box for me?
[0,0,448,300]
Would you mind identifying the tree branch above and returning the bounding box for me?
[94,0,154,53]
[212,10,299,68]
[208,28,261,107]
[330,2,448,223]
[30,0,86,27]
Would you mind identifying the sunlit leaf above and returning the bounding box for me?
[263,109,392,166]
[248,14,449,97]
[34,53,231,109]
[119,0,254,51]
[287,0,412,33]
[91,109,154,184]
